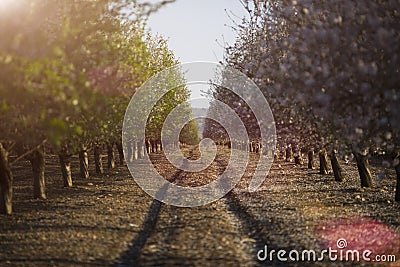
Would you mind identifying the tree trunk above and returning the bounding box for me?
[94,145,103,175]
[330,150,344,182]
[29,145,46,199]
[308,150,314,169]
[319,150,329,175]
[155,140,159,152]
[132,141,137,161]
[79,146,89,179]
[294,155,302,165]
[286,146,292,162]
[0,143,13,215]
[107,143,115,169]
[146,140,151,154]
[149,140,154,153]
[126,141,133,163]
[137,141,144,159]
[395,161,400,203]
[274,149,279,161]
[59,151,72,187]
[294,147,302,165]
[354,152,373,188]
[116,142,124,165]
[255,142,260,154]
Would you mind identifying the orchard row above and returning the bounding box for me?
[0,0,196,215]
[205,0,400,202]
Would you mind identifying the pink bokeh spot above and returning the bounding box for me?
[317,216,400,259]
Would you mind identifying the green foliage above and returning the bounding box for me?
[180,120,200,145]
[0,0,186,157]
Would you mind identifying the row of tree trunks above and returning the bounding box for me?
[125,141,141,162]
[231,140,247,151]
[280,146,342,181]
[226,139,269,153]
[249,142,261,153]
[125,140,167,163]
[0,141,126,215]
[56,142,122,188]
[134,137,395,201]
[0,143,13,215]
[146,140,162,154]
[62,143,400,204]
[317,149,371,188]
[267,145,375,190]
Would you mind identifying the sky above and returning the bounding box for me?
[145,0,248,63]
[143,0,248,107]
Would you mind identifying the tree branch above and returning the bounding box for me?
[10,140,47,166]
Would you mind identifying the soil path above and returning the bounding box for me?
[0,146,399,266]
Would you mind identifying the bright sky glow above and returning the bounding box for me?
[144,0,248,63]
[143,0,248,107]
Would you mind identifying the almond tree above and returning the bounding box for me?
[223,0,399,195]
[0,0,178,214]
[219,1,324,167]
[270,0,400,191]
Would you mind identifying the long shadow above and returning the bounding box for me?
[115,160,189,267]
[215,155,319,266]
[224,192,297,267]
[216,156,292,266]
[115,199,163,267]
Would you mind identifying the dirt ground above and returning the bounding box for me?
[0,146,399,266]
